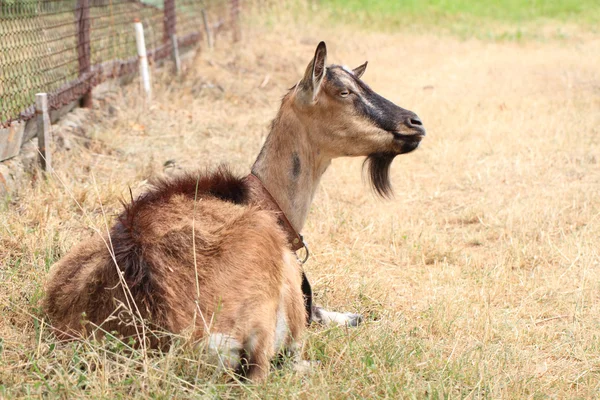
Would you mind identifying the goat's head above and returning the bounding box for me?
[290,41,426,197]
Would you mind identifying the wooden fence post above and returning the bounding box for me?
[36,93,52,172]
[163,0,176,44]
[134,20,152,101]
[171,34,181,75]
[76,0,92,108]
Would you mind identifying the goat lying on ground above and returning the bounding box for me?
[44,41,426,381]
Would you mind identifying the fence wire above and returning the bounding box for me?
[0,0,233,128]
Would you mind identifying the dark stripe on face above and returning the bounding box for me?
[329,66,417,133]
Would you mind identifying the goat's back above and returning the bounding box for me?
[43,169,303,348]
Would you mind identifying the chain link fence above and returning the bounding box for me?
[0,0,235,129]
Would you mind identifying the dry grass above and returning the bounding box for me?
[1,8,600,398]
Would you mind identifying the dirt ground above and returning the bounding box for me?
[1,13,600,398]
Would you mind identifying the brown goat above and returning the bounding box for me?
[44,42,425,380]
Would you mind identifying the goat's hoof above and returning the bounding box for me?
[345,313,363,327]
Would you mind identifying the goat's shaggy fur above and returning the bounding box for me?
[44,168,306,380]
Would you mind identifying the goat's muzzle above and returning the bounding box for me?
[392,122,425,154]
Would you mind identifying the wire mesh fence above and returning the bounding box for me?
[0,0,235,128]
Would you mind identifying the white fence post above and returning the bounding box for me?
[134,19,152,101]
[35,93,52,172]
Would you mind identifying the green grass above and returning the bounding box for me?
[319,0,600,22]
[314,0,600,39]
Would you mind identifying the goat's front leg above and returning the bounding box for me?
[311,306,363,327]
[301,272,363,327]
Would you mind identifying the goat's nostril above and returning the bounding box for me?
[403,116,425,136]
[408,117,423,126]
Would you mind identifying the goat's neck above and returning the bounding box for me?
[251,106,331,233]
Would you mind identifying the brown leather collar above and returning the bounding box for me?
[244,173,306,253]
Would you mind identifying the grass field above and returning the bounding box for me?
[315,0,600,40]
[318,0,600,22]
[1,1,600,398]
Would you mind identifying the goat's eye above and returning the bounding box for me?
[340,90,350,97]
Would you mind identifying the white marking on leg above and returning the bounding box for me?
[313,307,363,327]
[273,300,288,352]
[273,251,296,352]
[207,333,242,370]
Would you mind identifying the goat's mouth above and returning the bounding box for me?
[390,131,424,154]
[391,131,425,142]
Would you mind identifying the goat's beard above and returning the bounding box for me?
[363,152,396,198]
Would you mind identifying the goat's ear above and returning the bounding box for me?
[353,61,368,79]
[298,41,327,103]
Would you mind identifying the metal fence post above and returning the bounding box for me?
[36,93,52,172]
[134,20,152,101]
[76,0,92,108]
[164,0,176,44]
[201,9,214,50]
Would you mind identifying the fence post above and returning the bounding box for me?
[76,0,92,108]
[231,0,241,42]
[201,9,214,50]
[36,93,52,172]
[134,20,152,101]
[163,0,176,44]
[171,34,181,75]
